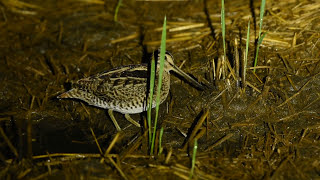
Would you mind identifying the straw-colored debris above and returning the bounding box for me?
[0,0,319,179]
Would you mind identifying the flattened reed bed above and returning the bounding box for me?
[0,0,320,179]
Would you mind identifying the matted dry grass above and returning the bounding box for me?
[0,0,319,179]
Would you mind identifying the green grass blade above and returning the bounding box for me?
[258,32,267,45]
[258,0,266,39]
[253,44,260,71]
[253,0,266,72]
[147,53,156,145]
[150,16,166,155]
[244,20,250,88]
[114,0,122,22]
[221,0,226,79]
[189,138,198,179]
[253,32,267,71]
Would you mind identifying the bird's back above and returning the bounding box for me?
[58,64,170,114]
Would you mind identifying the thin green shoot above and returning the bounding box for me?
[189,138,198,179]
[147,53,156,145]
[221,0,226,79]
[259,32,267,45]
[253,0,266,72]
[253,31,267,73]
[243,20,250,89]
[114,0,122,22]
[258,0,266,40]
[158,127,164,155]
[150,16,166,155]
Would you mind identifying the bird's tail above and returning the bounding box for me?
[57,89,78,99]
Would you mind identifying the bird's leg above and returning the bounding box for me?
[124,114,141,128]
[108,109,121,131]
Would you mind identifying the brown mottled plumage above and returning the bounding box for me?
[58,51,203,131]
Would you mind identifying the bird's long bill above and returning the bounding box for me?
[171,64,204,90]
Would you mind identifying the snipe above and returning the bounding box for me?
[58,50,203,131]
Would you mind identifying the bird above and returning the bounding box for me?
[57,50,203,131]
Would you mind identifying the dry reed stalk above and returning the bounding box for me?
[25,67,45,76]
[30,169,59,180]
[277,111,313,122]
[164,147,173,164]
[172,32,202,38]
[0,127,18,157]
[33,153,88,159]
[2,0,41,15]
[75,0,105,4]
[105,132,121,155]
[302,94,320,110]
[182,110,209,150]
[205,133,234,151]
[173,171,189,180]
[107,156,128,180]
[120,130,149,160]
[90,128,103,154]
[245,81,261,93]
[231,122,257,128]
[194,128,206,141]
[17,168,32,179]
[285,74,298,91]
[169,23,205,32]
[234,38,240,85]
[111,33,139,44]
[80,102,90,116]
